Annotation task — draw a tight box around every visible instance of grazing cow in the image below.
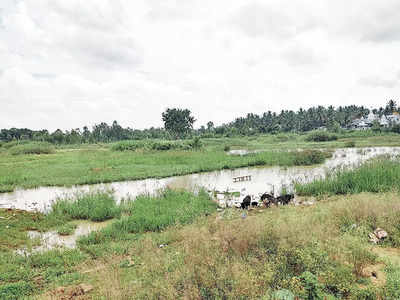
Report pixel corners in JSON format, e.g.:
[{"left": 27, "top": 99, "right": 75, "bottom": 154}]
[
  {"left": 276, "top": 194, "right": 294, "bottom": 205},
  {"left": 260, "top": 193, "right": 276, "bottom": 207},
  {"left": 251, "top": 201, "right": 259, "bottom": 207},
  {"left": 241, "top": 195, "right": 251, "bottom": 209}
]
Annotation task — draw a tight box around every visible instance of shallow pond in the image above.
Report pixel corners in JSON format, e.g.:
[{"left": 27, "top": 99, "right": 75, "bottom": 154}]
[
  {"left": 16, "top": 220, "right": 111, "bottom": 254},
  {"left": 1, "top": 147, "right": 399, "bottom": 213}
]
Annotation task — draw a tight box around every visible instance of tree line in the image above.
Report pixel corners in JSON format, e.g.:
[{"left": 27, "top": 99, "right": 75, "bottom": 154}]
[{"left": 1, "top": 101, "right": 399, "bottom": 144}]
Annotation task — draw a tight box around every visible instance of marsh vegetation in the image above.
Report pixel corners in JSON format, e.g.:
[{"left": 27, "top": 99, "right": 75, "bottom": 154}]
[{"left": 1, "top": 132, "right": 400, "bottom": 299}]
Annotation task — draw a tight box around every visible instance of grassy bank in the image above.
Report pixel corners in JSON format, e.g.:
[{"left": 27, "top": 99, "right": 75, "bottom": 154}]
[
  {"left": 296, "top": 157, "right": 400, "bottom": 196},
  {"left": 3, "top": 192, "right": 400, "bottom": 299},
  {"left": 0, "top": 143, "right": 328, "bottom": 193},
  {"left": 1, "top": 133, "right": 400, "bottom": 193}
]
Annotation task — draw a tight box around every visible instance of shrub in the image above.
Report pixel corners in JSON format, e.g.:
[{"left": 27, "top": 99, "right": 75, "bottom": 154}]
[
  {"left": 111, "top": 139, "right": 200, "bottom": 152},
  {"left": 2, "top": 140, "right": 31, "bottom": 149},
  {"left": 305, "top": 131, "right": 338, "bottom": 142},
  {"left": 344, "top": 141, "right": 356, "bottom": 148},
  {"left": 293, "top": 150, "right": 326, "bottom": 166},
  {"left": 50, "top": 191, "right": 121, "bottom": 222},
  {"left": 0, "top": 281, "right": 33, "bottom": 299},
  {"left": 8, "top": 142, "right": 55, "bottom": 155}
]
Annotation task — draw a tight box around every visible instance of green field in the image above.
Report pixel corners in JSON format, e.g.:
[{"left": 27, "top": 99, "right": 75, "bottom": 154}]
[
  {"left": 1, "top": 132, "right": 400, "bottom": 193},
  {"left": 1, "top": 132, "right": 400, "bottom": 299}
]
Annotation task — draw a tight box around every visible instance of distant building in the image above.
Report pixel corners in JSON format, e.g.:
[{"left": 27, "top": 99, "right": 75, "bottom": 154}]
[
  {"left": 387, "top": 114, "right": 400, "bottom": 126},
  {"left": 349, "top": 112, "right": 397, "bottom": 130}
]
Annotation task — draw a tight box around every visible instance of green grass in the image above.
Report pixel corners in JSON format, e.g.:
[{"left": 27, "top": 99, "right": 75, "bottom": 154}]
[
  {"left": 296, "top": 157, "right": 400, "bottom": 196},
  {"left": 78, "top": 189, "right": 216, "bottom": 245},
  {"left": 57, "top": 223, "right": 78, "bottom": 235},
  {"left": 0, "top": 142, "right": 335, "bottom": 193},
  {"left": 50, "top": 191, "right": 122, "bottom": 222},
  {"left": 1, "top": 192, "right": 400, "bottom": 299},
  {"left": 1, "top": 133, "right": 399, "bottom": 193}
]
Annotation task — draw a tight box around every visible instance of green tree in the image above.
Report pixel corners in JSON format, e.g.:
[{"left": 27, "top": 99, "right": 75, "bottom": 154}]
[{"left": 162, "top": 108, "right": 195, "bottom": 139}]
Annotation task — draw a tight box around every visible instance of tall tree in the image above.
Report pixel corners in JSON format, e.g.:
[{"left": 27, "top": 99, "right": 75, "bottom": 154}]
[{"left": 162, "top": 108, "right": 196, "bottom": 139}]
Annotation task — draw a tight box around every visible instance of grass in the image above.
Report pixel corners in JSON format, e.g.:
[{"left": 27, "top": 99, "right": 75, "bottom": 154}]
[
  {"left": 50, "top": 190, "right": 122, "bottom": 222},
  {"left": 81, "top": 193, "right": 400, "bottom": 299},
  {"left": 0, "top": 143, "right": 333, "bottom": 193},
  {"left": 78, "top": 189, "right": 216, "bottom": 245},
  {"left": 296, "top": 157, "right": 400, "bottom": 196},
  {"left": 1, "top": 133, "right": 399, "bottom": 193},
  {"left": 1, "top": 191, "right": 400, "bottom": 298},
  {"left": 57, "top": 223, "right": 78, "bottom": 235}
]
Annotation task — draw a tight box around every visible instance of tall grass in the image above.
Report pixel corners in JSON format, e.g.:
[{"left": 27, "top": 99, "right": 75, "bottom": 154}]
[
  {"left": 50, "top": 191, "right": 121, "bottom": 222},
  {"left": 79, "top": 189, "right": 216, "bottom": 245},
  {"left": 8, "top": 142, "right": 55, "bottom": 155},
  {"left": 296, "top": 157, "right": 400, "bottom": 196}
]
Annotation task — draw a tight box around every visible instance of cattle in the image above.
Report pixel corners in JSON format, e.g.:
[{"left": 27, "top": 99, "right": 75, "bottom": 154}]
[
  {"left": 260, "top": 193, "right": 276, "bottom": 207},
  {"left": 276, "top": 194, "right": 294, "bottom": 205},
  {"left": 251, "top": 201, "right": 259, "bottom": 207},
  {"left": 241, "top": 195, "right": 251, "bottom": 209}
]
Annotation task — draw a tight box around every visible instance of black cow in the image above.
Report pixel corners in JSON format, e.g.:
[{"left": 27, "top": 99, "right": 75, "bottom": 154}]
[
  {"left": 260, "top": 193, "right": 276, "bottom": 207},
  {"left": 276, "top": 194, "right": 294, "bottom": 205},
  {"left": 241, "top": 195, "right": 251, "bottom": 209},
  {"left": 251, "top": 201, "right": 259, "bottom": 207}
]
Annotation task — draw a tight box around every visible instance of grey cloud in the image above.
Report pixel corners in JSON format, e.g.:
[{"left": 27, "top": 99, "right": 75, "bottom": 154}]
[
  {"left": 232, "top": 2, "right": 317, "bottom": 40},
  {"left": 282, "top": 45, "right": 320, "bottom": 67},
  {"left": 359, "top": 76, "right": 398, "bottom": 88},
  {"left": 32, "top": 73, "right": 57, "bottom": 79},
  {"left": 338, "top": 2, "right": 400, "bottom": 43}
]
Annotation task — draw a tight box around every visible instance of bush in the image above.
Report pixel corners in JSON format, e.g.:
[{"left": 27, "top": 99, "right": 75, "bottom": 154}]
[
  {"left": 0, "top": 281, "right": 33, "bottom": 299},
  {"left": 50, "top": 191, "right": 121, "bottom": 222},
  {"left": 344, "top": 141, "right": 356, "bottom": 148},
  {"left": 111, "top": 139, "right": 200, "bottom": 152},
  {"left": 8, "top": 142, "right": 55, "bottom": 155},
  {"left": 2, "top": 140, "right": 31, "bottom": 149},
  {"left": 293, "top": 150, "right": 326, "bottom": 166},
  {"left": 305, "top": 131, "right": 338, "bottom": 142}
]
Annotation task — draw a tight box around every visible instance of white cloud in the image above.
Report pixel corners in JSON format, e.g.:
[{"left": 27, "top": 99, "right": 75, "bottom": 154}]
[{"left": 0, "top": 0, "right": 399, "bottom": 131}]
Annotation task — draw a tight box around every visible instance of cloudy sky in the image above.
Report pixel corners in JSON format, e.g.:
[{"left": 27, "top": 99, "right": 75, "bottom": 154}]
[{"left": 0, "top": 0, "right": 399, "bottom": 131}]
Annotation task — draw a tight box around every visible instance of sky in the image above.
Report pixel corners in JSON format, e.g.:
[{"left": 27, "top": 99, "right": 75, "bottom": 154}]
[{"left": 0, "top": 0, "right": 399, "bottom": 131}]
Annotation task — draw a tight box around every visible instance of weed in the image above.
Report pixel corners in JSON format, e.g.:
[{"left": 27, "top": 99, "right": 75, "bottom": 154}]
[{"left": 50, "top": 191, "right": 121, "bottom": 222}]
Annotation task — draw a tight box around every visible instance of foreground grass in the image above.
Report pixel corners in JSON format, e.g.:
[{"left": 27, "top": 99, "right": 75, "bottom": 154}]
[
  {"left": 296, "top": 157, "right": 400, "bottom": 196},
  {"left": 1, "top": 191, "right": 400, "bottom": 299}
]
